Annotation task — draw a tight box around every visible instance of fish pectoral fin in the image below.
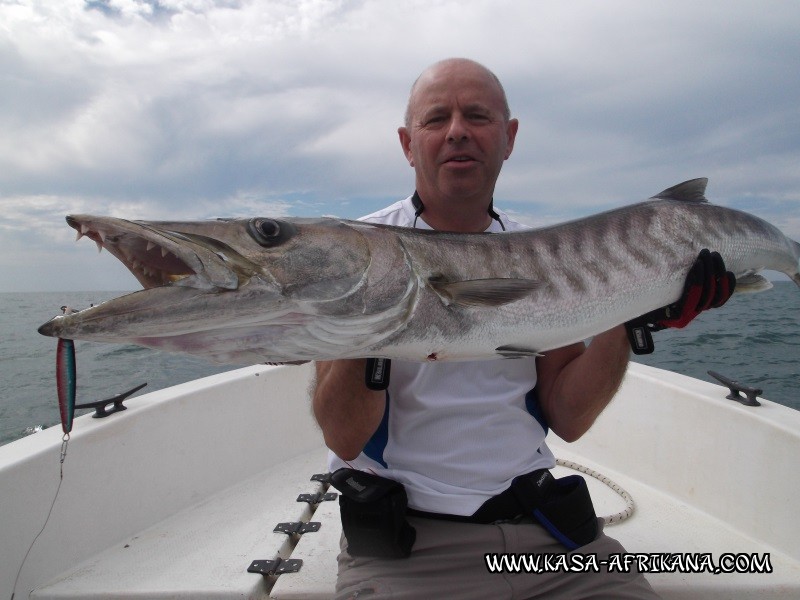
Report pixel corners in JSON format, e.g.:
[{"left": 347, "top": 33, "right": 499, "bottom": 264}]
[
  {"left": 264, "top": 360, "right": 310, "bottom": 366},
  {"left": 428, "top": 277, "right": 542, "bottom": 307},
  {"left": 496, "top": 345, "right": 544, "bottom": 358},
  {"left": 734, "top": 273, "right": 773, "bottom": 293}
]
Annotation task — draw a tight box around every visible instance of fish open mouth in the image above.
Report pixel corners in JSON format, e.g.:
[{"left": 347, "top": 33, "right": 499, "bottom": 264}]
[
  {"left": 65, "top": 215, "right": 239, "bottom": 291},
  {"left": 38, "top": 215, "right": 248, "bottom": 339},
  {"left": 68, "top": 215, "right": 196, "bottom": 289}
]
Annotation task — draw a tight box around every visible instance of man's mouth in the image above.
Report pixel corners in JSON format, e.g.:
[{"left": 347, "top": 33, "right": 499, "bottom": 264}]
[{"left": 445, "top": 155, "right": 478, "bottom": 164}]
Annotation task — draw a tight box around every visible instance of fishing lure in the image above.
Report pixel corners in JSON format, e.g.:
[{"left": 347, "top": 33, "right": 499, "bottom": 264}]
[{"left": 56, "top": 338, "right": 76, "bottom": 436}]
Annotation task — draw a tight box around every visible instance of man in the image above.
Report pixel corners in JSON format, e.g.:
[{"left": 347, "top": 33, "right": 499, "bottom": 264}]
[{"left": 313, "top": 58, "right": 728, "bottom": 599}]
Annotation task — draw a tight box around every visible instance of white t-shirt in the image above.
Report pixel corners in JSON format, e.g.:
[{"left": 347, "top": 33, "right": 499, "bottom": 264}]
[{"left": 327, "top": 196, "right": 556, "bottom": 516}]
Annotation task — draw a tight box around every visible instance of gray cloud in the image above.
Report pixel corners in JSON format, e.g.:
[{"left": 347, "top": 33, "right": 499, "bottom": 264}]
[{"left": 1, "top": 0, "right": 799, "bottom": 290}]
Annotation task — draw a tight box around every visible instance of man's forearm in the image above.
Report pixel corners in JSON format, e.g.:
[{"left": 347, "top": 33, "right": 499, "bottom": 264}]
[
  {"left": 312, "top": 359, "right": 386, "bottom": 460},
  {"left": 539, "top": 326, "right": 630, "bottom": 442}
]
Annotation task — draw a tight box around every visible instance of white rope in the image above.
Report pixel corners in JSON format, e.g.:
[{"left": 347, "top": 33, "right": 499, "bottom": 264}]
[{"left": 555, "top": 458, "right": 635, "bottom": 525}]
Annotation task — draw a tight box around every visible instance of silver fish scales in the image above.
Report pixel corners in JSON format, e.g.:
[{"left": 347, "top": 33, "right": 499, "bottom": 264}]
[{"left": 38, "top": 179, "right": 800, "bottom": 365}]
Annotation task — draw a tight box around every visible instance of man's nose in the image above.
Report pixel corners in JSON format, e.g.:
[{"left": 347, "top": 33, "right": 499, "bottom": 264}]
[{"left": 446, "top": 114, "right": 469, "bottom": 142}]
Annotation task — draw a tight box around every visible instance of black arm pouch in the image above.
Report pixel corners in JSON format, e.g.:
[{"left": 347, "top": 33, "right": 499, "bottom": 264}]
[{"left": 329, "top": 468, "right": 417, "bottom": 558}]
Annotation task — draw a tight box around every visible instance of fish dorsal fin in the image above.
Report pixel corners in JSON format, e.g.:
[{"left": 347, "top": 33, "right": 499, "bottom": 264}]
[
  {"left": 428, "top": 277, "right": 541, "bottom": 308},
  {"left": 651, "top": 178, "right": 709, "bottom": 202}
]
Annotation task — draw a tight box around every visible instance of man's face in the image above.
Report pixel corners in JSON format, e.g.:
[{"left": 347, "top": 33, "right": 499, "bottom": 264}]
[{"left": 399, "top": 62, "right": 518, "bottom": 207}]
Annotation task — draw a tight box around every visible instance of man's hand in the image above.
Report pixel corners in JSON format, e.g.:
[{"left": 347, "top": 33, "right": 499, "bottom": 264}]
[{"left": 626, "top": 249, "right": 736, "bottom": 354}]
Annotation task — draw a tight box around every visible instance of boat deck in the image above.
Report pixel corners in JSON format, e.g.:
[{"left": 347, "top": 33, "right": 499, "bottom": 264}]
[
  {"left": 4, "top": 363, "right": 798, "bottom": 599},
  {"left": 550, "top": 444, "right": 800, "bottom": 599},
  {"left": 32, "top": 447, "right": 335, "bottom": 599},
  {"left": 32, "top": 444, "right": 799, "bottom": 599}
]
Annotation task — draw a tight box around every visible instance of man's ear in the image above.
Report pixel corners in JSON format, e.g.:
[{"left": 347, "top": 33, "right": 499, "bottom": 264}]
[
  {"left": 398, "top": 127, "right": 414, "bottom": 167},
  {"left": 504, "top": 118, "right": 519, "bottom": 160}
]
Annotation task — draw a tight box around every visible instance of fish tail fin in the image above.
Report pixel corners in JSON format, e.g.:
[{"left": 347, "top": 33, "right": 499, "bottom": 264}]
[{"left": 793, "top": 239, "right": 800, "bottom": 288}]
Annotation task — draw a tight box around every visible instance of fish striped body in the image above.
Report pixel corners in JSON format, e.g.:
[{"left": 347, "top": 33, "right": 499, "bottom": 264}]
[{"left": 38, "top": 179, "right": 800, "bottom": 365}]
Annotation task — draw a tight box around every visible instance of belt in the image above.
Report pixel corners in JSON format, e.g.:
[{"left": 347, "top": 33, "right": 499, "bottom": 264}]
[
  {"left": 407, "top": 468, "right": 549, "bottom": 524},
  {"left": 407, "top": 468, "right": 599, "bottom": 550}
]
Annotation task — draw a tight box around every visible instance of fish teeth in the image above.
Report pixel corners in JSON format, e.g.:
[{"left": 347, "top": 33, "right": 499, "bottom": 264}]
[
  {"left": 97, "top": 230, "right": 107, "bottom": 243},
  {"left": 161, "top": 247, "right": 169, "bottom": 258},
  {"left": 80, "top": 224, "right": 90, "bottom": 235},
  {"left": 146, "top": 241, "right": 155, "bottom": 252},
  {"left": 95, "top": 240, "right": 103, "bottom": 253}
]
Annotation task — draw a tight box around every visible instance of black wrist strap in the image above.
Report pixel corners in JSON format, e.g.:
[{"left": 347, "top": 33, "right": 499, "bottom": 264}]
[
  {"left": 625, "top": 301, "right": 678, "bottom": 355},
  {"left": 365, "top": 358, "right": 391, "bottom": 390},
  {"left": 625, "top": 321, "right": 656, "bottom": 355}
]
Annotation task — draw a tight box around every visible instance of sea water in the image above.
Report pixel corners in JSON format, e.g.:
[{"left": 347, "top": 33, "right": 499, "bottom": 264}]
[{"left": 1, "top": 284, "right": 798, "bottom": 447}]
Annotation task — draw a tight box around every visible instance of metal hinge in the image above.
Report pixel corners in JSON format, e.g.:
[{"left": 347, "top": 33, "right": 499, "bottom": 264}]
[
  {"left": 247, "top": 557, "right": 303, "bottom": 576},
  {"left": 297, "top": 492, "right": 338, "bottom": 503},
  {"left": 310, "top": 472, "right": 331, "bottom": 483},
  {"left": 273, "top": 521, "right": 321, "bottom": 535}
]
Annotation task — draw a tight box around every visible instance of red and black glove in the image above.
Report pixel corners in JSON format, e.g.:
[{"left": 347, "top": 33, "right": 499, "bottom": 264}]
[{"left": 626, "top": 249, "right": 736, "bottom": 354}]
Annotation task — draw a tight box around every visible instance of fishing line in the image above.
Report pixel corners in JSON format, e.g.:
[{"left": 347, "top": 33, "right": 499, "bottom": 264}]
[
  {"left": 10, "top": 434, "right": 70, "bottom": 600},
  {"left": 11, "top": 334, "right": 77, "bottom": 600}
]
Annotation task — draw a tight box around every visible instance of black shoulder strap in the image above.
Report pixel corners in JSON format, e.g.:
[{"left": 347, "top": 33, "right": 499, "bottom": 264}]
[{"left": 411, "top": 191, "right": 505, "bottom": 230}]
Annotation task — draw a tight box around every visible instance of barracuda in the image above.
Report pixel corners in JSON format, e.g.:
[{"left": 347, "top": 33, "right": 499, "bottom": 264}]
[{"left": 38, "top": 179, "right": 800, "bottom": 364}]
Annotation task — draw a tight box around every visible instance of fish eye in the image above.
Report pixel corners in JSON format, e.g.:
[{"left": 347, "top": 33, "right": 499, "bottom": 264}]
[
  {"left": 247, "top": 218, "right": 294, "bottom": 246},
  {"left": 259, "top": 219, "right": 280, "bottom": 238}
]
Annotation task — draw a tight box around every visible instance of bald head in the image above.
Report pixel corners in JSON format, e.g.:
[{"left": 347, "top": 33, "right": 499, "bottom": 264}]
[{"left": 404, "top": 58, "right": 511, "bottom": 128}]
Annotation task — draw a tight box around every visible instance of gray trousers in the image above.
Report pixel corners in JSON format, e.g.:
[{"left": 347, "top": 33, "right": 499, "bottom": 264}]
[{"left": 335, "top": 516, "right": 660, "bottom": 600}]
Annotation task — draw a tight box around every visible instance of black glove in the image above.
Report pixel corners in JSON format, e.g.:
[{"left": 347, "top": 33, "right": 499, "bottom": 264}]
[{"left": 625, "top": 249, "right": 736, "bottom": 354}]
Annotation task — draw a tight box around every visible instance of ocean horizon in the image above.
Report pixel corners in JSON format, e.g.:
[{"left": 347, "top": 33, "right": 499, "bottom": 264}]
[{"left": 1, "top": 284, "right": 798, "bottom": 447}]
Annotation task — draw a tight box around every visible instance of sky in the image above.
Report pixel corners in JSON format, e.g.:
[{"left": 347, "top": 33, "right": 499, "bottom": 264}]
[{"left": 1, "top": 0, "right": 799, "bottom": 292}]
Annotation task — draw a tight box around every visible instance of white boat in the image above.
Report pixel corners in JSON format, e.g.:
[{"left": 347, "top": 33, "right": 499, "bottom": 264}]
[{"left": 1, "top": 362, "right": 798, "bottom": 598}]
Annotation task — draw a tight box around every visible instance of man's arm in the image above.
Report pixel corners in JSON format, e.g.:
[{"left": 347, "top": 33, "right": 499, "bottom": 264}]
[
  {"left": 312, "top": 359, "right": 386, "bottom": 460},
  {"left": 535, "top": 325, "right": 630, "bottom": 443},
  {"left": 538, "top": 250, "right": 737, "bottom": 442}
]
